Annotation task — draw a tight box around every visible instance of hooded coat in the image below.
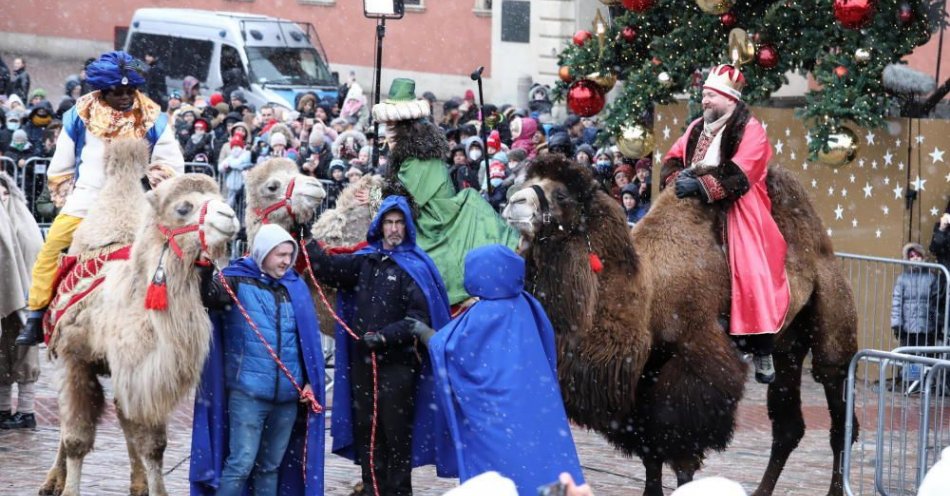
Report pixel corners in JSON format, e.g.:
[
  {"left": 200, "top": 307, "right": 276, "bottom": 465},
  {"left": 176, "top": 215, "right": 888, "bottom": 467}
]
[
  {"left": 190, "top": 226, "right": 326, "bottom": 495},
  {"left": 509, "top": 117, "right": 538, "bottom": 160},
  {"left": 428, "top": 245, "right": 584, "bottom": 494},
  {"left": 891, "top": 242, "right": 940, "bottom": 335}
]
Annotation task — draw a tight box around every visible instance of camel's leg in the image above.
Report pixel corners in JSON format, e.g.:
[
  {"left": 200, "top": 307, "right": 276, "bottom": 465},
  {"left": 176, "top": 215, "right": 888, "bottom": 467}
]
[
  {"left": 58, "top": 362, "right": 105, "bottom": 496},
  {"left": 123, "top": 414, "right": 169, "bottom": 496},
  {"left": 671, "top": 456, "right": 702, "bottom": 488},
  {"left": 38, "top": 438, "right": 66, "bottom": 496},
  {"left": 642, "top": 456, "right": 665, "bottom": 496},
  {"left": 752, "top": 341, "right": 809, "bottom": 496},
  {"left": 808, "top": 270, "right": 860, "bottom": 496},
  {"left": 115, "top": 404, "right": 148, "bottom": 496}
]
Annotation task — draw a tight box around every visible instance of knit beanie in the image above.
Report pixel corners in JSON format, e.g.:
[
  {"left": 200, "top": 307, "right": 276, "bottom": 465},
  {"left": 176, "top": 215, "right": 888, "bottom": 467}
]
[{"left": 270, "top": 132, "right": 287, "bottom": 147}]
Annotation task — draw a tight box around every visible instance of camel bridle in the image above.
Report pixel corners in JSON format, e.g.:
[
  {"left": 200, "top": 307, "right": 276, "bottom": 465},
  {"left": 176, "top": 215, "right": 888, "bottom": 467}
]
[
  {"left": 254, "top": 177, "right": 297, "bottom": 226},
  {"left": 531, "top": 184, "right": 554, "bottom": 226},
  {"left": 156, "top": 200, "right": 212, "bottom": 267}
]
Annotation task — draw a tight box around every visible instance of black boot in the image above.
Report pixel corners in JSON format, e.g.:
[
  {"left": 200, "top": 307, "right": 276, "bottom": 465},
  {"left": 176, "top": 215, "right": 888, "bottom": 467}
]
[
  {"left": 15, "top": 312, "right": 45, "bottom": 346},
  {"left": 0, "top": 412, "right": 36, "bottom": 429},
  {"left": 0, "top": 410, "right": 12, "bottom": 423}
]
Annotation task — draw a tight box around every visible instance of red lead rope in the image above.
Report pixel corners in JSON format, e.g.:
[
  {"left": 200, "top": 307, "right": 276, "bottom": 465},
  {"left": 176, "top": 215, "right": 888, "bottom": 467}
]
[
  {"left": 299, "top": 237, "right": 382, "bottom": 496},
  {"left": 213, "top": 269, "right": 324, "bottom": 483}
]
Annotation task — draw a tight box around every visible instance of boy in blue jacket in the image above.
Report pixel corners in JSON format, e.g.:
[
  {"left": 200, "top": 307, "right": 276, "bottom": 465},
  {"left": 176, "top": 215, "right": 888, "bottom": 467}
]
[{"left": 190, "top": 224, "right": 325, "bottom": 496}]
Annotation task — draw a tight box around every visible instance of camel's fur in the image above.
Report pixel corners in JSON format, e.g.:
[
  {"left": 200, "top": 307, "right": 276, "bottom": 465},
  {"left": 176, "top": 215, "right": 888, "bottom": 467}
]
[
  {"left": 40, "top": 140, "right": 239, "bottom": 496},
  {"left": 241, "top": 157, "right": 327, "bottom": 243},
  {"left": 503, "top": 155, "right": 857, "bottom": 496}
]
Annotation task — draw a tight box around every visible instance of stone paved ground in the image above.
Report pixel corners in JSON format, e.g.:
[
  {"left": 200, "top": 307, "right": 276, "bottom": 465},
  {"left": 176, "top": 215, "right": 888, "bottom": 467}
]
[{"left": 3, "top": 350, "right": 922, "bottom": 496}]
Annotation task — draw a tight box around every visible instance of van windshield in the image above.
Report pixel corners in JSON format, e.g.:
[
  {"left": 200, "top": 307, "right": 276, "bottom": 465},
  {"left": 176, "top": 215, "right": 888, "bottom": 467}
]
[{"left": 246, "top": 47, "right": 333, "bottom": 87}]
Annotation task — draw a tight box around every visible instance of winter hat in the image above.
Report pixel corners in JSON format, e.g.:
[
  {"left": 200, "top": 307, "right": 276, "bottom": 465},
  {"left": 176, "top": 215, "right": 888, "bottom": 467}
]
[
  {"left": 12, "top": 129, "right": 28, "bottom": 143},
  {"left": 564, "top": 114, "right": 581, "bottom": 128},
  {"left": 225, "top": 111, "right": 242, "bottom": 124},
  {"left": 214, "top": 102, "right": 230, "bottom": 115},
  {"left": 29, "top": 88, "right": 47, "bottom": 101},
  {"left": 230, "top": 90, "right": 246, "bottom": 103},
  {"left": 903, "top": 243, "right": 925, "bottom": 260},
  {"left": 620, "top": 183, "right": 639, "bottom": 198},
  {"left": 486, "top": 130, "right": 501, "bottom": 151},
  {"left": 635, "top": 158, "right": 652, "bottom": 172},
  {"left": 193, "top": 118, "right": 209, "bottom": 131},
  {"left": 329, "top": 159, "right": 346, "bottom": 174},
  {"left": 614, "top": 164, "right": 634, "bottom": 181},
  {"left": 489, "top": 161, "right": 507, "bottom": 179},
  {"left": 229, "top": 135, "right": 245, "bottom": 148},
  {"left": 309, "top": 128, "right": 326, "bottom": 146},
  {"left": 492, "top": 151, "right": 509, "bottom": 165},
  {"left": 464, "top": 89, "right": 475, "bottom": 102},
  {"left": 269, "top": 132, "right": 287, "bottom": 147},
  {"left": 507, "top": 148, "right": 527, "bottom": 163},
  {"left": 346, "top": 166, "right": 363, "bottom": 179},
  {"left": 372, "top": 78, "right": 430, "bottom": 122},
  {"left": 209, "top": 92, "right": 225, "bottom": 107},
  {"left": 576, "top": 144, "right": 596, "bottom": 159},
  {"left": 443, "top": 100, "right": 460, "bottom": 113}
]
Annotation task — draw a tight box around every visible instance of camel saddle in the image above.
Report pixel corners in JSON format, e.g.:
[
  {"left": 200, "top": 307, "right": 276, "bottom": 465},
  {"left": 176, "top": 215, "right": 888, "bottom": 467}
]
[{"left": 43, "top": 245, "right": 132, "bottom": 344}]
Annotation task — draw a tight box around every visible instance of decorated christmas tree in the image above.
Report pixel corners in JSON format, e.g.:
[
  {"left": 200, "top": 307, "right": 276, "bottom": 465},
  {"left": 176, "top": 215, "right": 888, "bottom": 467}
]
[{"left": 555, "top": 0, "right": 944, "bottom": 160}]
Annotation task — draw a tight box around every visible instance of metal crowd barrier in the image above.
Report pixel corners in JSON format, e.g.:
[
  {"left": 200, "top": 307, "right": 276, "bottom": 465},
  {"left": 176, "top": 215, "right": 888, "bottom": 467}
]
[
  {"left": 843, "top": 348, "right": 950, "bottom": 496},
  {"left": 0, "top": 156, "right": 16, "bottom": 183}
]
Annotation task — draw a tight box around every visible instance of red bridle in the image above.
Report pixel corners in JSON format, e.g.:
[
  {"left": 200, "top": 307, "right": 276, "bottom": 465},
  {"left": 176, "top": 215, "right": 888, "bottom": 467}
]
[
  {"left": 156, "top": 200, "right": 212, "bottom": 267},
  {"left": 254, "top": 177, "right": 297, "bottom": 225}
]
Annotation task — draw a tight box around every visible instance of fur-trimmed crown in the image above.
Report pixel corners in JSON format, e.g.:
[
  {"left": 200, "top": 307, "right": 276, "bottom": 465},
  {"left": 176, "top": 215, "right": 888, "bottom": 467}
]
[{"left": 704, "top": 64, "right": 745, "bottom": 101}]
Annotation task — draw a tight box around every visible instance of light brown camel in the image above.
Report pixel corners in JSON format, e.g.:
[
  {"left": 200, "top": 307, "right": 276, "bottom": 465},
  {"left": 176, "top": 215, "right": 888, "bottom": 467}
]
[
  {"left": 502, "top": 155, "right": 857, "bottom": 496},
  {"left": 39, "top": 140, "right": 239, "bottom": 496},
  {"left": 241, "top": 157, "right": 327, "bottom": 244}
]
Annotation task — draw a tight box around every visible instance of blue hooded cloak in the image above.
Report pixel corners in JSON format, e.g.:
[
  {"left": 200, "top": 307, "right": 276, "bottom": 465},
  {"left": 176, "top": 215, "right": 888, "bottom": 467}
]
[
  {"left": 428, "top": 244, "right": 584, "bottom": 494},
  {"left": 331, "top": 195, "right": 457, "bottom": 476},
  {"left": 190, "top": 253, "right": 326, "bottom": 495}
]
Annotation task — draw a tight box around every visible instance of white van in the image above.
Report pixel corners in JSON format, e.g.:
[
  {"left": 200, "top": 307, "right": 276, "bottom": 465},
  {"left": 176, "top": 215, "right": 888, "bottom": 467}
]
[{"left": 124, "top": 8, "right": 339, "bottom": 111}]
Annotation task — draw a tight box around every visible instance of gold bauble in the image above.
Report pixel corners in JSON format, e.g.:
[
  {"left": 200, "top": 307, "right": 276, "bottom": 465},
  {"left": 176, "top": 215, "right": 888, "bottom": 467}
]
[
  {"left": 854, "top": 48, "right": 871, "bottom": 64},
  {"left": 695, "top": 0, "right": 736, "bottom": 15},
  {"left": 617, "top": 124, "right": 656, "bottom": 159},
  {"left": 727, "top": 28, "right": 756, "bottom": 66},
  {"left": 817, "top": 127, "right": 859, "bottom": 167},
  {"left": 587, "top": 71, "right": 618, "bottom": 90}
]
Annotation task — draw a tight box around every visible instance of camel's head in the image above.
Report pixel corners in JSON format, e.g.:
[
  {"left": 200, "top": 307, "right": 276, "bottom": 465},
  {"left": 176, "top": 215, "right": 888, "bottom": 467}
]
[
  {"left": 245, "top": 158, "right": 327, "bottom": 230},
  {"left": 503, "top": 154, "right": 596, "bottom": 252},
  {"left": 147, "top": 174, "right": 239, "bottom": 261}
]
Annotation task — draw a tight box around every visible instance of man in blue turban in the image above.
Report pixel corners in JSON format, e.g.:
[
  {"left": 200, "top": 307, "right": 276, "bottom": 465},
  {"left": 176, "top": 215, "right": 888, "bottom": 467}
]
[
  {"left": 426, "top": 244, "right": 585, "bottom": 494},
  {"left": 16, "top": 50, "right": 183, "bottom": 346}
]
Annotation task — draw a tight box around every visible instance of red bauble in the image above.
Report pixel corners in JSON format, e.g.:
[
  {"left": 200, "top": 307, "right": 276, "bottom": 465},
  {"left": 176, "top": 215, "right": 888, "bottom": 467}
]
[
  {"left": 834, "top": 65, "right": 849, "bottom": 78},
  {"left": 622, "top": 0, "right": 655, "bottom": 13},
  {"left": 573, "top": 30, "right": 592, "bottom": 46},
  {"left": 622, "top": 26, "right": 637, "bottom": 43},
  {"left": 720, "top": 12, "right": 737, "bottom": 28},
  {"left": 756, "top": 44, "right": 779, "bottom": 69},
  {"left": 567, "top": 80, "right": 606, "bottom": 117},
  {"left": 898, "top": 3, "right": 914, "bottom": 25},
  {"left": 833, "top": 0, "right": 876, "bottom": 30}
]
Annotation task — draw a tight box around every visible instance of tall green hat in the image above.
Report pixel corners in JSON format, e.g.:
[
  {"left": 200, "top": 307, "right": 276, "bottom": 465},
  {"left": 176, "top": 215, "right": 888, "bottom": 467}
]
[{"left": 372, "top": 78, "right": 430, "bottom": 122}]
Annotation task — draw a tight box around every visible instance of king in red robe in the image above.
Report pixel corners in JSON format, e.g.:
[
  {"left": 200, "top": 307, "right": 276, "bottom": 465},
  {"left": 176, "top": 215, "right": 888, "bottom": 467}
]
[{"left": 660, "top": 64, "right": 789, "bottom": 383}]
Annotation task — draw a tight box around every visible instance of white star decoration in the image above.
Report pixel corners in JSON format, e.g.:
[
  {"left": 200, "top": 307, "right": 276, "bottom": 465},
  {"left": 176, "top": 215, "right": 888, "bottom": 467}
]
[
  {"left": 802, "top": 162, "right": 809, "bottom": 171},
  {"left": 884, "top": 177, "right": 891, "bottom": 185},
  {"left": 849, "top": 174, "right": 856, "bottom": 183},
  {"left": 883, "top": 205, "right": 890, "bottom": 215},
  {"left": 945, "top": 172, "right": 950, "bottom": 182},
  {"left": 790, "top": 151, "right": 796, "bottom": 160},
  {"left": 871, "top": 160, "right": 878, "bottom": 169},
  {"left": 893, "top": 183, "right": 904, "bottom": 199},
  {"left": 912, "top": 175, "right": 927, "bottom": 191},
  {"left": 916, "top": 135, "right": 925, "bottom": 144},
  {"left": 865, "top": 131, "right": 876, "bottom": 145},
  {"left": 657, "top": 114, "right": 663, "bottom": 122},
  {"left": 827, "top": 187, "right": 835, "bottom": 196},
  {"left": 930, "top": 147, "right": 945, "bottom": 164},
  {"left": 834, "top": 204, "right": 844, "bottom": 220},
  {"left": 841, "top": 188, "right": 848, "bottom": 197},
  {"left": 811, "top": 179, "right": 818, "bottom": 188},
  {"left": 896, "top": 138, "right": 902, "bottom": 148},
  {"left": 827, "top": 228, "right": 833, "bottom": 236},
  {"left": 876, "top": 229, "right": 882, "bottom": 238},
  {"left": 805, "top": 132, "right": 813, "bottom": 145},
  {"left": 663, "top": 126, "right": 671, "bottom": 140},
  {"left": 673, "top": 117, "right": 679, "bottom": 125},
  {"left": 858, "top": 159, "right": 866, "bottom": 168},
  {"left": 932, "top": 207, "right": 941, "bottom": 217},
  {"left": 785, "top": 128, "right": 791, "bottom": 137},
  {"left": 775, "top": 140, "right": 784, "bottom": 154},
  {"left": 762, "top": 122, "right": 768, "bottom": 130},
  {"left": 883, "top": 150, "right": 893, "bottom": 166},
  {"left": 852, "top": 218, "right": 858, "bottom": 227},
  {"left": 863, "top": 183, "right": 873, "bottom": 198},
  {"left": 898, "top": 161, "right": 906, "bottom": 171}
]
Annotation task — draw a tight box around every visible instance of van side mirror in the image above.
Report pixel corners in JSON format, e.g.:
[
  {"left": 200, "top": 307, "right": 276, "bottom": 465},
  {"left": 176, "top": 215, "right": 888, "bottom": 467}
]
[{"left": 332, "top": 71, "right": 340, "bottom": 85}]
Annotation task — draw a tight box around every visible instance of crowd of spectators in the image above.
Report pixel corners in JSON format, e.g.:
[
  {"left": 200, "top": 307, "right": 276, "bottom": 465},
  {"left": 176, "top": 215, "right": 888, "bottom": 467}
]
[{"left": 0, "top": 55, "right": 653, "bottom": 226}]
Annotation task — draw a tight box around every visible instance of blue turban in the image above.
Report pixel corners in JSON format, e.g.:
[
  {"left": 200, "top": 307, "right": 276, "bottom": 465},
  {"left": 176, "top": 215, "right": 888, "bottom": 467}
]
[{"left": 85, "top": 51, "right": 147, "bottom": 91}]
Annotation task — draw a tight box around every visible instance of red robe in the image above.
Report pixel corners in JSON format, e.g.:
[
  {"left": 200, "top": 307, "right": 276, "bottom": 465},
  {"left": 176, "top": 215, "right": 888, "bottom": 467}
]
[{"left": 664, "top": 116, "right": 789, "bottom": 335}]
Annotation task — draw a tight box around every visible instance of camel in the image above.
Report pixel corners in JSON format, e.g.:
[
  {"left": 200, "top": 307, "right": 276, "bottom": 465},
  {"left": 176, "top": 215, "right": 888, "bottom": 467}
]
[
  {"left": 502, "top": 155, "right": 858, "bottom": 496},
  {"left": 241, "top": 157, "right": 327, "bottom": 244},
  {"left": 39, "top": 140, "right": 240, "bottom": 496}
]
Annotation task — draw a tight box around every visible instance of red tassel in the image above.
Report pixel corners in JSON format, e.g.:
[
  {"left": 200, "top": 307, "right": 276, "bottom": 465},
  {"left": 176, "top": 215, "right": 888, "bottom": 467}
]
[
  {"left": 144, "top": 267, "right": 168, "bottom": 310},
  {"left": 588, "top": 252, "right": 603, "bottom": 273}
]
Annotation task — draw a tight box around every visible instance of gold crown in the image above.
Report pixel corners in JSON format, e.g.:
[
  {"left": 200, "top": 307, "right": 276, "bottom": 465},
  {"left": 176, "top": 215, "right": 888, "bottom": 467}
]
[{"left": 703, "top": 64, "right": 745, "bottom": 101}]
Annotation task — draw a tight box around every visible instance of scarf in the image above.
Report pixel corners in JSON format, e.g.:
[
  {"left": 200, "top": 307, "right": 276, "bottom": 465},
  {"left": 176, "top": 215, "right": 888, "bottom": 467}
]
[{"left": 75, "top": 90, "right": 161, "bottom": 140}]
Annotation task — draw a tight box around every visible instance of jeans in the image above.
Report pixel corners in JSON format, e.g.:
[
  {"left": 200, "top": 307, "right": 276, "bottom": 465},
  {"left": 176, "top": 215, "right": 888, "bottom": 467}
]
[{"left": 216, "top": 389, "right": 298, "bottom": 496}]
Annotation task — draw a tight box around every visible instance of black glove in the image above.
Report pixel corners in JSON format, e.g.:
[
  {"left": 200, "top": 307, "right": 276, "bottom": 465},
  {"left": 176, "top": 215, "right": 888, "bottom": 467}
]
[
  {"left": 677, "top": 168, "right": 696, "bottom": 180},
  {"left": 407, "top": 318, "right": 436, "bottom": 346},
  {"left": 362, "top": 332, "right": 387, "bottom": 351},
  {"left": 675, "top": 175, "right": 702, "bottom": 199}
]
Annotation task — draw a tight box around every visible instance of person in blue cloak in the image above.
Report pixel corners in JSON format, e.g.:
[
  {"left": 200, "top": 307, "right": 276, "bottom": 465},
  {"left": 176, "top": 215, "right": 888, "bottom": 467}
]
[
  {"left": 424, "top": 244, "right": 585, "bottom": 495},
  {"left": 190, "top": 224, "right": 326, "bottom": 496},
  {"left": 303, "top": 195, "right": 455, "bottom": 496}
]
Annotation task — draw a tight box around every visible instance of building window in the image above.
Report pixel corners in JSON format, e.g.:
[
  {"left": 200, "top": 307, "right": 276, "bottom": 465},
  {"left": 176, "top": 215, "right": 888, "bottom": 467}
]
[
  {"left": 299, "top": 0, "right": 335, "bottom": 5},
  {"left": 405, "top": 0, "right": 425, "bottom": 12},
  {"left": 474, "top": 0, "right": 492, "bottom": 16},
  {"left": 501, "top": 1, "right": 529, "bottom": 43}
]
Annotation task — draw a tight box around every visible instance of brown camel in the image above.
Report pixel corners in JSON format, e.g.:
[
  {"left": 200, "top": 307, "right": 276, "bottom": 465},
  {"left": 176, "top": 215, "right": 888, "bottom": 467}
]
[
  {"left": 502, "top": 155, "right": 858, "bottom": 496},
  {"left": 39, "top": 140, "right": 239, "bottom": 496},
  {"left": 241, "top": 157, "right": 327, "bottom": 244}
]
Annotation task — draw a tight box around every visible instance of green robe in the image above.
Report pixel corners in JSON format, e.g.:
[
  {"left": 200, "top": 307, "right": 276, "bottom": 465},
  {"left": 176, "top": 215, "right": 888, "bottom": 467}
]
[{"left": 398, "top": 158, "right": 520, "bottom": 304}]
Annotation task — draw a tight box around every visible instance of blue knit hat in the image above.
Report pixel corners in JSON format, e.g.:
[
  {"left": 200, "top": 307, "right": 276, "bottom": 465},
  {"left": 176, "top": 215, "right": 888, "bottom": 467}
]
[{"left": 86, "top": 51, "right": 147, "bottom": 91}]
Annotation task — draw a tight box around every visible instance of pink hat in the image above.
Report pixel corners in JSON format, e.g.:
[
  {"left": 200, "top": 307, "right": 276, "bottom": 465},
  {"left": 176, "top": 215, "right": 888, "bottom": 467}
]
[{"left": 209, "top": 92, "right": 225, "bottom": 107}]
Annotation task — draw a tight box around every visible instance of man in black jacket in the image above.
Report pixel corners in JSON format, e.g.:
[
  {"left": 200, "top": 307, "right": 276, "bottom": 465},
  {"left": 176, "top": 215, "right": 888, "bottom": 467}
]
[
  {"left": 143, "top": 50, "right": 168, "bottom": 109},
  {"left": 305, "top": 195, "right": 451, "bottom": 496}
]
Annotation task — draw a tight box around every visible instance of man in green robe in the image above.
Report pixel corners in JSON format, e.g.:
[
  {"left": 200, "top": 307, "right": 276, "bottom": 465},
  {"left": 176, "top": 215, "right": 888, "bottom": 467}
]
[{"left": 373, "top": 79, "right": 520, "bottom": 304}]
